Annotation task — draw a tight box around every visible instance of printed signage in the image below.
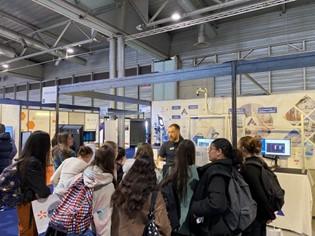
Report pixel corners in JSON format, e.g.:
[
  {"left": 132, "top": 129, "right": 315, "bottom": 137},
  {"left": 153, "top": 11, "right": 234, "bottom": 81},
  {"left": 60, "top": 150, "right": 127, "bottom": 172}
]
[
  {"left": 172, "top": 105, "right": 181, "bottom": 110},
  {"left": 258, "top": 107, "right": 277, "bottom": 113},
  {"left": 228, "top": 108, "right": 246, "bottom": 114},
  {"left": 42, "top": 86, "right": 57, "bottom": 104},
  {"left": 172, "top": 115, "right": 181, "bottom": 119}
]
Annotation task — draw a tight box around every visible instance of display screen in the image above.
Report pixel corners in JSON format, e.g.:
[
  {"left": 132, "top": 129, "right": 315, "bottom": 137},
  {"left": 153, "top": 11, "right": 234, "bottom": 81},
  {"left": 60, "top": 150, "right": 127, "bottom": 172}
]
[
  {"left": 261, "top": 139, "right": 291, "bottom": 156},
  {"left": 197, "top": 138, "right": 214, "bottom": 147},
  {"left": 5, "top": 126, "right": 14, "bottom": 138},
  {"left": 83, "top": 131, "right": 96, "bottom": 142}
]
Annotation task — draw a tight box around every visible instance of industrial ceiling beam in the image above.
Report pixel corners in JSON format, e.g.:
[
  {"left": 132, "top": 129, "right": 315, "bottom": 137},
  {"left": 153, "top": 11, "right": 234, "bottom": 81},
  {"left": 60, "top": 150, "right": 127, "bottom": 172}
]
[
  {"left": 0, "top": 25, "right": 86, "bottom": 65},
  {"left": 0, "top": 10, "right": 89, "bottom": 53},
  {"left": 243, "top": 73, "right": 270, "bottom": 95},
  {"left": 144, "top": 0, "right": 252, "bottom": 28},
  {"left": 65, "top": 91, "right": 151, "bottom": 106},
  {"left": 0, "top": 38, "right": 93, "bottom": 68},
  {"left": 32, "top": 0, "right": 169, "bottom": 59},
  {"left": 0, "top": 57, "right": 44, "bottom": 81},
  {"left": 126, "top": 0, "right": 296, "bottom": 41},
  {"left": 59, "top": 50, "right": 315, "bottom": 93}
]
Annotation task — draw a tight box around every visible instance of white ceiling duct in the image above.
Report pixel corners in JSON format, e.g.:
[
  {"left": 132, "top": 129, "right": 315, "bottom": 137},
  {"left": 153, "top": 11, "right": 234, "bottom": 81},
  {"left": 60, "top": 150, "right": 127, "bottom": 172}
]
[
  {"left": 194, "top": 24, "right": 210, "bottom": 48},
  {"left": 0, "top": 44, "right": 16, "bottom": 58}
]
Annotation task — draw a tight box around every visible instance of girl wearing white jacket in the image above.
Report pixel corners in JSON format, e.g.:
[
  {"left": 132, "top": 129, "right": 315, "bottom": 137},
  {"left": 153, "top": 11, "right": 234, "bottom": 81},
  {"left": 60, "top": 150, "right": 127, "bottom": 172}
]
[
  {"left": 51, "top": 146, "right": 93, "bottom": 196},
  {"left": 83, "top": 144, "right": 116, "bottom": 236}
]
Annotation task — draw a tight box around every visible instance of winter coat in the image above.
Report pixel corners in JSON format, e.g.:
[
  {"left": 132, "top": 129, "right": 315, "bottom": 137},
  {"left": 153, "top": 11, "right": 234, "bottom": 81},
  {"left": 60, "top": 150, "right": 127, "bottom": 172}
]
[
  {"left": 83, "top": 165, "right": 115, "bottom": 236},
  {"left": 111, "top": 191, "right": 172, "bottom": 236},
  {"left": 241, "top": 156, "right": 276, "bottom": 222},
  {"left": 190, "top": 159, "right": 234, "bottom": 236},
  {"left": 51, "top": 157, "right": 89, "bottom": 196},
  {"left": 18, "top": 156, "right": 51, "bottom": 203},
  {"left": 0, "top": 132, "right": 16, "bottom": 173}
]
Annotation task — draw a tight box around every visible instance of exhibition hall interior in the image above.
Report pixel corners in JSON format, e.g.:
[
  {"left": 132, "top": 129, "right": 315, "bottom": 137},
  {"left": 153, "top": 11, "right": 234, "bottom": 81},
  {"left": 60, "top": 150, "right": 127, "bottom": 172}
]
[{"left": 0, "top": 0, "right": 315, "bottom": 235}]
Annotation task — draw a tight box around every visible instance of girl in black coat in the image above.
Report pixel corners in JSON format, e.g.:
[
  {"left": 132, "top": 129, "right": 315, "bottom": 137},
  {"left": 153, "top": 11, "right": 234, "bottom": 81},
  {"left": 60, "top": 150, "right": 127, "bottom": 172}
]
[
  {"left": 190, "top": 138, "right": 241, "bottom": 236},
  {"left": 239, "top": 136, "right": 276, "bottom": 236}
]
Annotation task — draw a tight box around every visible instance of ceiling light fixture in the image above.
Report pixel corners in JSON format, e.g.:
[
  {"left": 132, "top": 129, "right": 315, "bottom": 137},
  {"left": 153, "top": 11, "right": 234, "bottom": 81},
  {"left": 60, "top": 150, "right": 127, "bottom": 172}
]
[
  {"left": 2, "top": 64, "right": 9, "bottom": 69},
  {"left": 66, "top": 48, "right": 74, "bottom": 54},
  {"left": 171, "top": 12, "right": 181, "bottom": 21}
]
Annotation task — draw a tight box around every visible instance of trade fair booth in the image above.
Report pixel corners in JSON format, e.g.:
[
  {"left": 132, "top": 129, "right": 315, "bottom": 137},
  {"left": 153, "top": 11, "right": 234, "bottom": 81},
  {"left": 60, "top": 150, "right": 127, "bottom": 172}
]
[{"left": 151, "top": 91, "right": 315, "bottom": 235}]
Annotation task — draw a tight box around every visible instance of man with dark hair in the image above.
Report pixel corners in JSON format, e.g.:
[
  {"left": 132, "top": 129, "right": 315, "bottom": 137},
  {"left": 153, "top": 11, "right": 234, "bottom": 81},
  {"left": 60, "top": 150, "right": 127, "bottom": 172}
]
[
  {"left": 159, "top": 123, "right": 183, "bottom": 177},
  {"left": 0, "top": 123, "right": 17, "bottom": 174}
]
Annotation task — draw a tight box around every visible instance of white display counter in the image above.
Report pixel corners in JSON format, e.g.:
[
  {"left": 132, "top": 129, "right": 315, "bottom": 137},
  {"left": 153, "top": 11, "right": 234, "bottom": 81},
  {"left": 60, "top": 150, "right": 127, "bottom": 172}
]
[{"left": 269, "top": 171, "right": 313, "bottom": 236}]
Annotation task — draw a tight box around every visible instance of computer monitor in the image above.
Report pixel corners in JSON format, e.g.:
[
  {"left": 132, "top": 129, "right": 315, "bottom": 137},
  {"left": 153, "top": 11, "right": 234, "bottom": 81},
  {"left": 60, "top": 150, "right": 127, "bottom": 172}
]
[
  {"left": 261, "top": 139, "right": 291, "bottom": 156},
  {"left": 197, "top": 138, "right": 214, "bottom": 147},
  {"left": 21, "top": 131, "right": 32, "bottom": 150},
  {"left": 83, "top": 131, "right": 96, "bottom": 142},
  {"left": 5, "top": 126, "right": 14, "bottom": 138}
]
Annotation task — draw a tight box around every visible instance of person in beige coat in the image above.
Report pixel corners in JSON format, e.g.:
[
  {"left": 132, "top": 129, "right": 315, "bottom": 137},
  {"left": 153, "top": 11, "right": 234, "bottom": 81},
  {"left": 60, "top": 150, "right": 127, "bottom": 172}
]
[{"left": 111, "top": 147, "right": 171, "bottom": 236}]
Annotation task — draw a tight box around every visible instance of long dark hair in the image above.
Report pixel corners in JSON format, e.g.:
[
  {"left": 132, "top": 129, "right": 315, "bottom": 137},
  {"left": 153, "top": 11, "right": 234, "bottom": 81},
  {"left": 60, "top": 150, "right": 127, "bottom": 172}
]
[
  {"left": 162, "top": 139, "right": 195, "bottom": 201},
  {"left": 211, "top": 138, "right": 242, "bottom": 165},
  {"left": 18, "top": 131, "right": 51, "bottom": 180},
  {"left": 111, "top": 154, "right": 157, "bottom": 219}
]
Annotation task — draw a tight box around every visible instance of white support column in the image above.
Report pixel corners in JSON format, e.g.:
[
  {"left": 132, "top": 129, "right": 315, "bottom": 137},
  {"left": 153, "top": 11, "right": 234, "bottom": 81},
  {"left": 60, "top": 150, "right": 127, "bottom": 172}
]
[
  {"left": 117, "top": 34, "right": 125, "bottom": 147},
  {"left": 117, "top": 34, "right": 125, "bottom": 108},
  {"left": 109, "top": 37, "right": 117, "bottom": 108}
]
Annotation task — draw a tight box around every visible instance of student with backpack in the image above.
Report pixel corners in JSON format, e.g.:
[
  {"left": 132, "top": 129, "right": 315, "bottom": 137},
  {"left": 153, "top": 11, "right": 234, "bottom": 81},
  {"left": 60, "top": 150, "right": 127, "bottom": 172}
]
[
  {"left": 190, "top": 138, "right": 256, "bottom": 236},
  {"left": 16, "top": 131, "right": 51, "bottom": 236},
  {"left": 161, "top": 139, "right": 199, "bottom": 235},
  {"left": 51, "top": 146, "right": 93, "bottom": 196},
  {"left": 239, "top": 136, "right": 285, "bottom": 236},
  {"left": 47, "top": 145, "right": 116, "bottom": 236},
  {"left": 111, "top": 152, "right": 171, "bottom": 236}
]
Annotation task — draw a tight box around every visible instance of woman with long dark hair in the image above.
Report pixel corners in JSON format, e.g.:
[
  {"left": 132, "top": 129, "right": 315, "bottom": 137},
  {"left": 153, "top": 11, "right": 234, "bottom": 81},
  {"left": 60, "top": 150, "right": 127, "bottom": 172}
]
[
  {"left": 17, "top": 131, "right": 51, "bottom": 236},
  {"left": 123, "top": 143, "right": 162, "bottom": 183},
  {"left": 111, "top": 150, "right": 171, "bottom": 236},
  {"left": 239, "top": 136, "right": 276, "bottom": 236},
  {"left": 162, "top": 139, "right": 199, "bottom": 235},
  {"left": 190, "top": 138, "right": 241, "bottom": 236},
  {"left": 52, "top": 132, "right": 75, "bottom": 170}
]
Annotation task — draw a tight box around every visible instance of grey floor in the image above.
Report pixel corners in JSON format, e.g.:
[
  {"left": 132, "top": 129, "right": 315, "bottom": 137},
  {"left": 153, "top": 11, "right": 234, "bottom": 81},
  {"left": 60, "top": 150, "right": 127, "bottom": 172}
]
[{"left": 268, "top": 219, "right": 315, "bottom": 235}]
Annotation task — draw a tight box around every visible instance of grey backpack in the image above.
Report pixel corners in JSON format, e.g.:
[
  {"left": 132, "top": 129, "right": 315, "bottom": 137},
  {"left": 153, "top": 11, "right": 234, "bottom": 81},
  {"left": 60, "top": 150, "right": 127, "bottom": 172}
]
[{"left": 224, "top": 168, "right": 257, "bottom": 233}]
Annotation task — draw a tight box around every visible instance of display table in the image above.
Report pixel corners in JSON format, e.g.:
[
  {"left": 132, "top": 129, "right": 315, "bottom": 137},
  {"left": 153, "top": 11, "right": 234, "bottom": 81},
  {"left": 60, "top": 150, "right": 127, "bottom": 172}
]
[{"left": 269, "top": 172, "right": 313, "bottom": 235}]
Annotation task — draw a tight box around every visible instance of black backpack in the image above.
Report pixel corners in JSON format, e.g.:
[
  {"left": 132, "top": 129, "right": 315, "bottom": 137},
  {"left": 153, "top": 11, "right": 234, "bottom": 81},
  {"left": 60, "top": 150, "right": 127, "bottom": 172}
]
[
  {"left": 143, "top": 191, "right": 160, "bottom": 236},
  {"left": 246, "top": 160, "right": 285, "bottom": 212}
]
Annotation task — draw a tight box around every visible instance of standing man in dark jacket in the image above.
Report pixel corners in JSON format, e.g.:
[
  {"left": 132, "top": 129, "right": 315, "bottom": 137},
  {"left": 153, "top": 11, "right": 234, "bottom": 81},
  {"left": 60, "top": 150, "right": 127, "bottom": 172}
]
[
  {"left": 159, "top": 123, "right": 184, "bottom": 177},
  {"left": 0, "top": 123, "right": 17, "bottom": 173}
]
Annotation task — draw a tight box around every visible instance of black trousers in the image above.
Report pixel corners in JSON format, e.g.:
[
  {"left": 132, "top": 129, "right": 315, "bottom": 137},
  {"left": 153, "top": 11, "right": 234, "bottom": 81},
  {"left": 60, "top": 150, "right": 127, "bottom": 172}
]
[{"left": 242, "top": 219, "right": 266, "bottom": 236}]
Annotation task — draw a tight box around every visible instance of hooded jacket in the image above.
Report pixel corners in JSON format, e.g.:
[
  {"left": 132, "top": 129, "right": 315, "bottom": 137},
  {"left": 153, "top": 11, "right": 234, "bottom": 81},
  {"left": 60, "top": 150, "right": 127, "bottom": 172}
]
[
  {"left": 190, "top": 159, "right": 234, "bottom": 236},
  {"left": 0, "top": 132, "right": 16, "bottom": 172},
  {"left": 83, "top": 165, "right": 115, "bottom": 236},
  {"left": 51, "top": 157, "right": 89, "bottom": 196}
]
